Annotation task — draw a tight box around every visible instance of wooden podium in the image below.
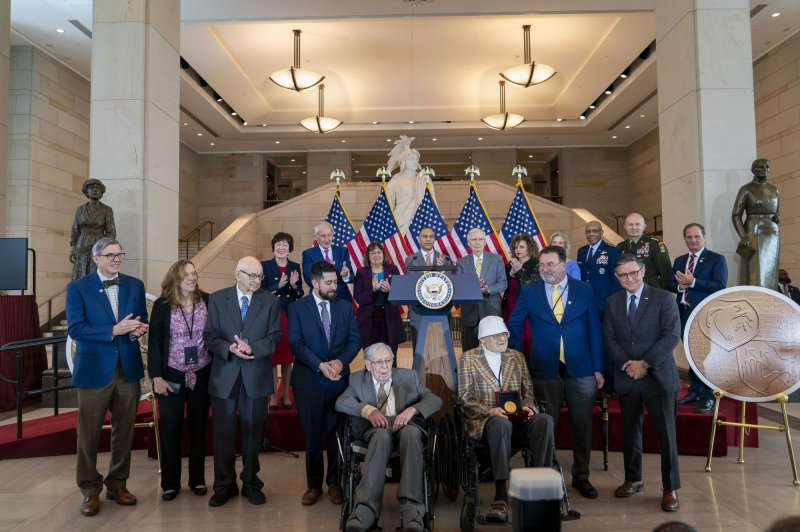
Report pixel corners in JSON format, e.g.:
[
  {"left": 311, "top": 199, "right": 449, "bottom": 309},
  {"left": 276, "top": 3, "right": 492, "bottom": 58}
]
[{"left": 390, "top": 270, "right": 482, "bottom": 414}]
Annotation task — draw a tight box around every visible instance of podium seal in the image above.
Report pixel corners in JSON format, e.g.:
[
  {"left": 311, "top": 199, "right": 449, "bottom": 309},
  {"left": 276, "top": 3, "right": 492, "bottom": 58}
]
[
  {"left": 684, "top": 286, "right": 800, "bottom": 402},
  {"left": 415, "top": 271, "right": 454, "bottom": 310}
]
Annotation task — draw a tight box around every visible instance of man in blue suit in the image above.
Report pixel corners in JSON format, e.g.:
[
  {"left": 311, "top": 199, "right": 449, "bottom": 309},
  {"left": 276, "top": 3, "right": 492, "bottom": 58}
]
[
  {"left": 302, "top": 221, "right": 354, "bottom": 301},
  {"left": 66, "top": 238, "right": 148, "bottom": 517},
  {"left": 666, "top": 223, "right": 728, "bottom": 412},
  {"left": 577, "top": 221, "right": 622, "bottom": 389},
  {"left": 289, "top": 260, "right": 361, "bottom": 507},
  {"left": 509, "top": 245, "right": 604, "bottom": 499}
]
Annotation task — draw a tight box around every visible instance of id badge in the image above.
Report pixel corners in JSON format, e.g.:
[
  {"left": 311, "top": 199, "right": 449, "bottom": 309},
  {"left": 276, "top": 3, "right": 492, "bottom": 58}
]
[{"left": 184, "top": 345, "right": 199, "bottom": 365}]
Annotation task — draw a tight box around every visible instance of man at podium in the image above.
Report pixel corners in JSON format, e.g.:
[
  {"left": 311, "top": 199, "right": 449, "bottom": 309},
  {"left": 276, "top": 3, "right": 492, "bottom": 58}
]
[{"left": 404, "top": 227, "right": 446, "bottom": 346}]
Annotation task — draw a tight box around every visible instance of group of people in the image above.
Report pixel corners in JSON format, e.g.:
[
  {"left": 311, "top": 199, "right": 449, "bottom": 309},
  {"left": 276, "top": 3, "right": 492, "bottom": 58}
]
[{"left": 66, "top": 209, "right": 767, "bottom": 526}]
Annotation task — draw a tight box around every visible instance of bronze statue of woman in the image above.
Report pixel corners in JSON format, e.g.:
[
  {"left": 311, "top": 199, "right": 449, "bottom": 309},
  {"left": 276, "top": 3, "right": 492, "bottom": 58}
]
[
  {"left": 69, "top": 178, "right": 116, "bottom": 280},
  {"left": 732, "top": 158, "right": 780, "bottom": 289}
]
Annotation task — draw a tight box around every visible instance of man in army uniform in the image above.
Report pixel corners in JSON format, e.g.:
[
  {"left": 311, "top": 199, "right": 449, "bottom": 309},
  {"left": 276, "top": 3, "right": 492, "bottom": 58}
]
[{"left": 617, "top": 213, "right": 671, "bottom": 289}]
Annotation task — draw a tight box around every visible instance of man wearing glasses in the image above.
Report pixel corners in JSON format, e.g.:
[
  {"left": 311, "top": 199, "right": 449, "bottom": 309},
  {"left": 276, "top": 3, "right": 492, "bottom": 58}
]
[
  {"left": 66, "top": 238, "right": 149, "bottom": 517},
  {"left": 203, "top": 256, "right": 282, "bottom": 507},
  {"left": 336, "top": 343, "right": 442, "bottom": 532},
  {"left": 604, "top": 255, "right": 681, "bottom": 512},
  {"left": 508, "top": 245, "right": 604, "bottom": 500},
  {"left": 458, "top": 316, "right": 554, "bottom": 523},
  {"left": 302, "top": 221, "right": 354, "bottom": 301}
]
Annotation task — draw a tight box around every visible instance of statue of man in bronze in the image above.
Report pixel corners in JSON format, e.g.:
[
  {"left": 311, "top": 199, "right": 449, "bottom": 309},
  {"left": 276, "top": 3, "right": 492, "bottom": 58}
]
[
  {"left": 70, "top": 179, "right": 116, "bottom": 280},
  {"left": 732, "top": 158, "right": 780, "bottom": 289}
]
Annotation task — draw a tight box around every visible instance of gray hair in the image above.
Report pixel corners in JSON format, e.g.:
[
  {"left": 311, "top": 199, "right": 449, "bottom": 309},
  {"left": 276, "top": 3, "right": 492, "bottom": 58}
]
[
  {"left": 92, "top": 238, "right": 121, "bottom": 256},
  {"left": 314, "top": 221, "right": 334, "bottom": 237},
  {"left": 364, "top": 342, "right": 394, "bottom": 362},
  {"left": 467, "top": 227, "right": 485, "bottom": 240}
]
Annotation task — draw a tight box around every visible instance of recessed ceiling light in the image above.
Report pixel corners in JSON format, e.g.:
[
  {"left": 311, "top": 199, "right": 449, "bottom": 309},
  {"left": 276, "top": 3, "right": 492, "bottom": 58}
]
[
  {"left": 275, "top": 141, "right": 280, "bottom": 144},
  {"left": 772, "top": 12, "right": 781, "bottom": 18},
  {"left": 625, "top": 125, "right": 631, "bottom": 129},
  {"left": 341, "top": 140, "right": 346, "bottom": 143},
  {"left": 640, "top": 114, "right": 645, "bottom": 118},
  {"left": 183, "top": 122, "right": 188, "bottom": 126},
  {"left": 302, "top": 171, "right": 306, "bottom": 174},
  {"left": 556, "top": 118, "right": 563, "bottom": 122},
  {"left": 589, "top": 104, "right": 596, "bottom": 109},
  {"left": 604, "top": 87, "right": 613, "bottom": 95},
  {"left": 432, "top": 138, "right": 437, "bottom": 141},
  {"left": 210, "top": 142, "right": 215, "bottom": 145},
  {"left": 355, "top": 170, "right": 359, "bottom": 173},
  {"left": 197, "top": 133, "right": 202, "bottom": 136},
  {"left": 579, "top": 114, "right": 586, "bottom": 120},
  {"left": 612, "top": 135, "right": 617, "bottom": 139},
  {"left": 261, "top": 123, "right": 267, "bottom": 127},
  {"left": 386, "top": 139, "right": 391, "bottom": 142},
  {"left": 291, "top": 159, "right": 295, "bottom": 162},
  {"left": 242, "top": 121, "right": 248, "bottom": 126},
  {"left": 372, "top": 121, "right": 379, "bottom": 125},
  {"left": 528, "top": 155, "right": 533, "bottom": 158},
  {"left": 231, "top": 111, "right": 237, "bottom": 116},
  {"left": 477, "top": 137, "right": 483, "bottom": 141},
  {"left": 408, "top": 121, "right": 415, "bottom": 124},
  {"left": 55, "top": 28, "right": 65, "bottom": 33}
]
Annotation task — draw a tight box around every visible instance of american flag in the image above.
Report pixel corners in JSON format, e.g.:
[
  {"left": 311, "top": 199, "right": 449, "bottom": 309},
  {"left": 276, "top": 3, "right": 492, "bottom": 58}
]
[
  {"left": 405, "top": 185, "right": 450, "bottom": 256},
  {"left": 499, "top": 181, "right": 548, "bottom": 255},
  {"left": 353, "top": 185, "right": 412, "bottom": 271},
  {"left": 445, "top": 182, "right": 507, "bottom": 261},
  {"left": 325, "top": 191, "right": 362, "bottom": 270}
]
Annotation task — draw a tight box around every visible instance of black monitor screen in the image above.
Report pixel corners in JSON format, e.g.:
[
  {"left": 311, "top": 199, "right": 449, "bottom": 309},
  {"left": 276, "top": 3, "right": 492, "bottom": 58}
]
[{"left": 0, "top": 238, "right": 28, "bottom": 290}]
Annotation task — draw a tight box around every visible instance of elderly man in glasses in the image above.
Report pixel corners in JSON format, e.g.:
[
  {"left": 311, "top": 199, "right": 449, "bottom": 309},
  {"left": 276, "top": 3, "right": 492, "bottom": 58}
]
[
  {"left": 66, "top": 238, "right": 149, "bottom": 517},
  {"left": 458, "top": 316, "right": 554, "bottom": 523},
  {"left": 604, "top": 254, "right": 681, "bottom": 512},
  {"left": 203, "top": 256, "right": 282, "bottom": 507},
  {"left": 336, "top": 343, "right": 442, "bottom": 532}
]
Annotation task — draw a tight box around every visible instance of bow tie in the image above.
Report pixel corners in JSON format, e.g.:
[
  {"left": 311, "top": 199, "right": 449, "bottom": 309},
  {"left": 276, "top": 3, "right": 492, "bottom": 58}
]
[{"left": 102, "top": 278, "right": 121, "bottom": 289}]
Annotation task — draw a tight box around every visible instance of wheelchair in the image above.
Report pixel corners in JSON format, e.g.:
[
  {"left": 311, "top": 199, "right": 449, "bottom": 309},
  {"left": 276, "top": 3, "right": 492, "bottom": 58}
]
[
  {"left": 437, "top": 397, "right": 580, "bottom": 532},
  {"left": 337, "top": 415, "right": 437, "bottom": 532}
]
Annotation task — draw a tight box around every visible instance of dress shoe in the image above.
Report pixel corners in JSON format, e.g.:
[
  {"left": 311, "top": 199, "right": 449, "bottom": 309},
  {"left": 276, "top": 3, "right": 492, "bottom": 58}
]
[
  {"left": 695, "top": 399, "right": 714, "bottom": 413},
  {"left": 328, "top": 484, "right": 344, "bottom": 504},
  {"left": 80, "top": 495, "right": 100, "bottom": 516},
  {"left": 302, "top": 488, "right": 322, "bottom": 506},
  {"left": 614, "top": 480, "right": 644, "bottom": 498},
  {"left": 661, "top": 490, "right": 679, "bottom": 512},
  {"left": 678, "top": 392, "right": 699, "bottom": 405},
  {"left": 571, "top": 479, "right": 599, "bottom": 499},
  {"left": 208, "top": 487, "right": 238, "bottom": 507},
  {"left": 242, "top": 487, "right": 266, "bottom": 505},
  {"left": 105, "top": 487, "right": 137, "bottom": 505},
  {"left": 485, "top": 500, "right": 508, "bottom": 523},
  {"left": 190, "top": 484, "right": 208, "bottom": 496},
  {"left": 161, "top": 489, "right": 178, "bottom": 501}
]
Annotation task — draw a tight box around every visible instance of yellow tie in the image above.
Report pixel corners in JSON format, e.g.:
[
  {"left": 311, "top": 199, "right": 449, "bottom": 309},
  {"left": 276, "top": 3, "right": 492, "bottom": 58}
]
[
  {"left": 552, "top": 285, "right": 565, "bottom": 364},
  {"left": 475, "top": 255, "right": 482, "bottom": 276}
]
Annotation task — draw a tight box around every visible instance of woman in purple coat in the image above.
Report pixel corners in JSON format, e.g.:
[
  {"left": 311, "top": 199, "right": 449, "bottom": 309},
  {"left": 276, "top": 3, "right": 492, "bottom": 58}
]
[{"left": 353, "top": 242, "right": 406, "bottom": 364}]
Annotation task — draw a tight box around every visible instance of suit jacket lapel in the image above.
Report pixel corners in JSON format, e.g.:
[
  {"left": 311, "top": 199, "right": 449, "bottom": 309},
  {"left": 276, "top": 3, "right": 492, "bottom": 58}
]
[
  {"left": 242, "top": 290, "right": 264, "bottom": 335},
  {"left": 226, "top": 287, "right": 244, "bottom": 331},
  {"left": 90, "top": 274, "right": 118, "bottom": 323},
  {"left": 392, "top": 371, "right": 407, "bottom": 409},
  {"left": 477, "top": 349, "right": 500, "bottom": 392},
  {"left": 306, "top": 296, "right": 328, "bottom": 341},
  {"left": 632, "top": 285, "right": 652, "bottom": 331}
]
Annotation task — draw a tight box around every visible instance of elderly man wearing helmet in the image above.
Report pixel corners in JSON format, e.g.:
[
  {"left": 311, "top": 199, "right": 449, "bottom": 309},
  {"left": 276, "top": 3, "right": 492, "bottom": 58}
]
[{"left": 457, "top": 316, "right": 554, "bottom": 523}]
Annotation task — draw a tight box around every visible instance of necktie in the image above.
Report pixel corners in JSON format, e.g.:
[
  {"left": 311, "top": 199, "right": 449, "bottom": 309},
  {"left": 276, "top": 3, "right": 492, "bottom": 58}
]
[
  {"left": 628, "top": 294, "right": 637, "bottom": 327},
  {"left": 319, "top": 301, "right": 331, "bottom": 344},
  {"left": 102, "top": 278, "right": 120, "bottom": 289},
  {"left": 475, "top": 255, "right": 482, "bottom": 276},
  {"left": 586, "top": 246, "right": 595, "bottom": 265},
  {"left": 783, "top": 284, "right": 790, "bottom": 296},
  {"left": 681, "top": 254, "right": 696, "bottom": 304},
  {"left": 240, "top": 296, "right": 249, "bottom": 323},
  {"left": 323, "top": 249, "right": 333, "bottom": 264},
  {"left": 425, "top": 251, "right": 432, "bottom": 266},
  {"left": 552, "top": 285, "right": 565, "bottom": 364},
  {"left": 377, "top": 383, "right": 388, "bottom": 414}
]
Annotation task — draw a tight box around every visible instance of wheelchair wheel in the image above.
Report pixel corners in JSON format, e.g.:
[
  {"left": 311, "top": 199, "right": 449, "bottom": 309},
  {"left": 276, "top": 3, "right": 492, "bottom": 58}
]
[
  {"left": 459, "top": 497, "right": 476, "bottom": 532},
  {"left": 428, "top": 418, "right": 440, "bottom": 503},
  {"left": 437, "top": 414, "right": 459, "bottom": 502}
]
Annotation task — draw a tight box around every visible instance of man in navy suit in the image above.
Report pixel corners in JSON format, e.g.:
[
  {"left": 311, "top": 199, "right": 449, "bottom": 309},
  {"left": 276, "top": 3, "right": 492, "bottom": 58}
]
[
  {"left": 509, "top": 245, "right": 604, "bottom": 499},
  {"left": 666, "top": 223, "right": 728, "bottom": 412},
  {"left": 66, "top": 238, "right": 148, "bottom": 517},
  {"left": 302, "top": 221, "right": 354, "bottom": 301},
  {"left": 577, "top": 221, "right": 622, "bottom": 389},
  {"left": 289, "top": 260, "right": 361, "bottom": 506}
]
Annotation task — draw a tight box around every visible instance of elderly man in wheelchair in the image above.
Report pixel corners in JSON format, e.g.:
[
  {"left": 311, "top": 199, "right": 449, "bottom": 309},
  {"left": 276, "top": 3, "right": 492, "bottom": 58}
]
[
  {"left": 457, "top": 316, "right": 555, "bottom": 523},
  {"left": 335, "top": 342, "right": 442, "bottom": 532}
]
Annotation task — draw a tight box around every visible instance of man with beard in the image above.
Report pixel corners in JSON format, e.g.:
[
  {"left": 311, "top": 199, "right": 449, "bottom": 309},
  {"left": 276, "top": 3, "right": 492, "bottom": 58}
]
[{"left": 289, "top": 261, "right": 361, "bottom": 506}]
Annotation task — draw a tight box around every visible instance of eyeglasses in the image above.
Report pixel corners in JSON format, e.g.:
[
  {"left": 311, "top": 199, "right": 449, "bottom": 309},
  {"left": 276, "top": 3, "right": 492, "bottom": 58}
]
[
  {"left": 368, "top": 358, "right": 393, "bottom": 368},
  {"left": 615, "top": 268, "right": 643, "bottom": 280},
  {"left": 99, "top": 253, "right": 125, "bottom": 261},
  {"left": 238, "top": 270, "right": 264, "bottom": 281},
  {"left": 486, "top": 332, "right": 509, "bottom": 341}
]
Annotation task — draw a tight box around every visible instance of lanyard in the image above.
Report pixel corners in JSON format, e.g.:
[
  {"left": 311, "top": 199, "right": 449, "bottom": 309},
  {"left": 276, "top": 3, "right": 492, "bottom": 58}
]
[{"left": 180, "top": 303, "right": 196, "bottom": 340}]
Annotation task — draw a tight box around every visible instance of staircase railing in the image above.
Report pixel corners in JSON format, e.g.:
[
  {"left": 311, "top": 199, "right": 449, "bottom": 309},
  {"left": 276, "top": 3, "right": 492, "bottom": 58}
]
[
  {"left": 179, "top": 220, "right": 215, "bottom": 260},
  {"left": 37, "top": 287, "right": 67, "bottom": 333}
]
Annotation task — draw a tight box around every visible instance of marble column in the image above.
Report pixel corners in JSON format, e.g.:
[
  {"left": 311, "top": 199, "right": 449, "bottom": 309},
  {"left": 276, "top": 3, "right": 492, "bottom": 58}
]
[
  {"left": 656, "top": 0, "right": 757, "bottom": 282},
  {"left": 0, "top": 0, "right": 9, "bottom": 236},
  {"left": 90, "top": 0, "right": 180, "bottom": 291},
  {"left": 306, "top": 151, "right": 351, "bottom": 191},
  {"left": 471, "top": 148, "right": 517, "bottom": 186}
]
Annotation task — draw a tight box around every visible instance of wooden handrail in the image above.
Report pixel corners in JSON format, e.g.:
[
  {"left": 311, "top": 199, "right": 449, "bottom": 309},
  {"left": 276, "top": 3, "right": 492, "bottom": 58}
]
[{"left": 179, "top": 220, "right": 215, "bottom": 243}]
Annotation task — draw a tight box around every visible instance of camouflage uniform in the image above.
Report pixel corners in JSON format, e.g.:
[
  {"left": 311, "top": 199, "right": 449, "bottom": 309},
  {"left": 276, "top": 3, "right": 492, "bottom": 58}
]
[{"left": 617, "top": 235, "right": 671, "bottom": 288}]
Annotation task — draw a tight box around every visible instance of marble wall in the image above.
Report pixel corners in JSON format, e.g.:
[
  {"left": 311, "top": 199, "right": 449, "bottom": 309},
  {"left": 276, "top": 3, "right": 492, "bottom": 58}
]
[
  {"left": 0, "top": 0, "right": 9, "bottom": 237},
  {"left": 196, "top": 153, "right": 265, "bottom": 230},
  {"left": 179, "top": 143, "right": 200, "bottom": 237},
  {"left": 6, "top": 46, "right": 89, "bottom": 315},
  {"left": 626, "top": 129, "right": 662, "bottom": 231},
  {"left": 754, "top": 30, "right": 800, "bottom": 279}
]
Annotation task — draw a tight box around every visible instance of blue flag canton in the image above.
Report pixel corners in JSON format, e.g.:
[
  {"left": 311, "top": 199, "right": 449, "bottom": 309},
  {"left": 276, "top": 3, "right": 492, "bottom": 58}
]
[
  {"left": 363, "top": 189, "right": 400, "bottom": 242},
  {"left": 408, "top": 189, "right": 448, "bottom": 245},
  {"left": 501, "top": 187, "right": 540, "bottom": 240},
  {"left": 453, "top": 187, "right": 493, "bottom": 241},
  {"left": 326, "top": 195, "right": 356, "bottom": 246}
]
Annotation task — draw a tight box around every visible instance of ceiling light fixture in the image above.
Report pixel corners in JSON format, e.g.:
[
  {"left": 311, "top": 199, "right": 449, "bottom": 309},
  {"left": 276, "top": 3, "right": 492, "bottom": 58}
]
[
  {"left": 556, "top": 118, "right": 563, "bottom": 122},
  {"left": 55, "top": 28, "right": 65, "bottom": 34},
  {"left": 589, "top": 103, "right": 597, "bottom": 109},
  {"left": 620, "top": 68, "right": 630, "bottom": 79},
  {"left": 500, "top": 25, "right": 556, "bottom": 87},
  {"left": 482, "top": 80, "right": 525, "bottom": 130},
  {"left": 269, "top": 29, "right": 325, "bottom": 92},
  {"left": 372, "top": 121, "right": 379, "bottom": 125},
  {"left": 772, "top": 12, "right": 781, "bottom": 17},
  {"left": 231, "top": 111, "right": 237, "bottom": 116},
  {"left": 299, "top": 84, "right": 342, "bottom": 133},
  {"left": 612, "top": 135, "right": 617, "bottom": 139},
  {"left": 604, "top": 86, "right": 613, "bottom": 95},
  {"left": 579, "top": 113, "right": 586, "bottom": 120}
]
